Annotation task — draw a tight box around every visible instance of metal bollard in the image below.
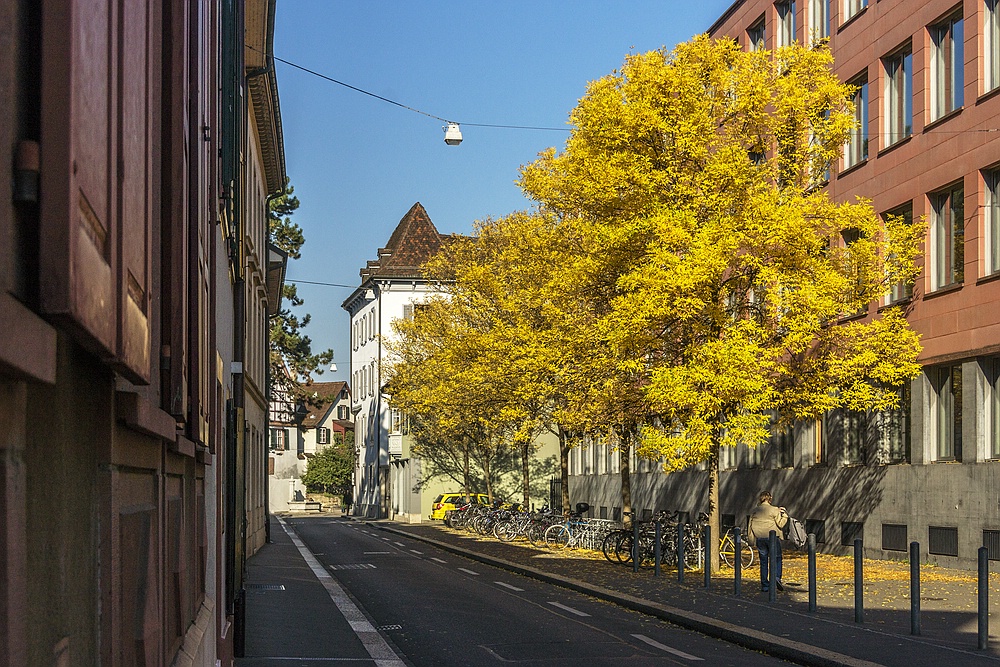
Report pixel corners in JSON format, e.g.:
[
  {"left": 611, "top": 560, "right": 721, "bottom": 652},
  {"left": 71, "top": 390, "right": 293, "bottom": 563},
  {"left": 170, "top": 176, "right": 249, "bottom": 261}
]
[
  {"left": 734, "top": 527, "right": 742, "bottom": 597},
  {"left": 654, "top": 520, "right": 661, "bottom": 577},
  {"left": 632, "top": 519, "right": 640, "bottom": 573},
  {"left": 703, "top": 524, "right": 711, "bottom": 588},
  {"left": 768, "top": 531, "right": 777, "bottom": 603},
  {"left": 979, "top": 546, "right": 990, "bottom": 650},
  {"left": 678, "top": 522, "right": 685, "bottom": 584},
  {"left": 808, "top": 533, "right": 817, "bottom": 613},
  {"left": 854, "top": 538, "right": 864, "bottom": 623},
  {"left": 910, "top": 541, "right": 920, "bottom": 636}
]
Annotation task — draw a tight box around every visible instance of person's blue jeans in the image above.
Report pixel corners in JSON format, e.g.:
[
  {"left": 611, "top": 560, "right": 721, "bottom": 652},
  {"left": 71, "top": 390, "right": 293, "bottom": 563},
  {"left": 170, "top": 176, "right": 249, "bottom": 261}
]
[{"left": 756, "top": 536, "right": 782, "bottom": 590}]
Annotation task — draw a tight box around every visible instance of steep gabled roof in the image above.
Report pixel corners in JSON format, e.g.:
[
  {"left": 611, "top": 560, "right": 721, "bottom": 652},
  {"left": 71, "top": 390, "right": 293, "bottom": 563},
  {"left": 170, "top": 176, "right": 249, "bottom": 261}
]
[
  {"left": 300, "top": 381, "right": 348, "bottom": 430},
  {"left": 359, "top": 202, "right": 446, "bottom": 281}
]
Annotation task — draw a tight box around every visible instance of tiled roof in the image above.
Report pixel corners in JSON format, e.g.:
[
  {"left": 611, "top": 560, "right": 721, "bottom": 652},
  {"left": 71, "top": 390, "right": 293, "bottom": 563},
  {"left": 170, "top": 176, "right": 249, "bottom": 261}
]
[
  {"left": 359, "top": 202, "right": 447, "bottom": 281},
  {"left": 300, "top": 381, "right": 348, "bottom": 430}
]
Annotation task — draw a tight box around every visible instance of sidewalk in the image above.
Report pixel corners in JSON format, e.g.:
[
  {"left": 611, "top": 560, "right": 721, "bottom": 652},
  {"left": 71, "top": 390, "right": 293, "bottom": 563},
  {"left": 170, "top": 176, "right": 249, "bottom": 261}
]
[{"left": 375, "top": 520, "right": 1000, "bottom": 667}]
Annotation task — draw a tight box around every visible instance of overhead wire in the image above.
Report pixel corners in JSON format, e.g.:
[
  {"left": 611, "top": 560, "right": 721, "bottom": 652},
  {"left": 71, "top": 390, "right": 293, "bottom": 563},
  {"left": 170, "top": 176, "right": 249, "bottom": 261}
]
[{"left": 247, "top": 44, "right": 570, "bottom": 132}]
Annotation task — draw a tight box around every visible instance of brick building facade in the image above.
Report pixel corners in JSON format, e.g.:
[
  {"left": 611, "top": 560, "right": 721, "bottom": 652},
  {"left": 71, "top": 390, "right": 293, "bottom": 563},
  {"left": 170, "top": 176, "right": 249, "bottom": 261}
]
[{"left": 569, "top": 0, "right": 1000, "bottom": 569}]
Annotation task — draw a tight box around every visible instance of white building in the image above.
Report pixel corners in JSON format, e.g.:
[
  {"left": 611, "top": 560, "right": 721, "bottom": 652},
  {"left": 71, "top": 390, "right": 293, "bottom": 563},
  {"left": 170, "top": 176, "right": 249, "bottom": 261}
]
[
  {"left": 268, "top": 380, "right": 352, "bottom": 511},
  {"left": 342, "top": 203, "right": 452, "bottom": 520}
]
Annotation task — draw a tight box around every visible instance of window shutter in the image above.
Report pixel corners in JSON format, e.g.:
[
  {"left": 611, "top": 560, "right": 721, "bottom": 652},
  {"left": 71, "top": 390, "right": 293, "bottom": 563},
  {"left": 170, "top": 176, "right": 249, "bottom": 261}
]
[
  {"left": 40, "top": 0, "right": 117, "bottom": 357},
  {"left": 114, "top": 0, "right": 153, "bottom": 383}
]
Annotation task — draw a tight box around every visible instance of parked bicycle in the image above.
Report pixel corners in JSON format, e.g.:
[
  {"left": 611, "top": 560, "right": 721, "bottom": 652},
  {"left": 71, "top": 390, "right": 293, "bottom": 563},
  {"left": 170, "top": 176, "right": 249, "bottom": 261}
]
[{"left": 543, "top": 503, "right": 592, "bottom": 549}]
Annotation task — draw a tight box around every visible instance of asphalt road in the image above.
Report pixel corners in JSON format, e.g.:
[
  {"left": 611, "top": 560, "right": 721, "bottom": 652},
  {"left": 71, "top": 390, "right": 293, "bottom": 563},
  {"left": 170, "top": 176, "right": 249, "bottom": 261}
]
[{"left": 285, "top": 516, "right": 792, "bottom": 667}]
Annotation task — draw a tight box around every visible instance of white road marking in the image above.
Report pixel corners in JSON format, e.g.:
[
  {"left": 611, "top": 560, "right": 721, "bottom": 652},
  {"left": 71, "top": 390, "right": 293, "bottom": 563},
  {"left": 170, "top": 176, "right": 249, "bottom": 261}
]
[
  {"left": 394, "top": 542, "right": 405, "bottom": 547},
  {"left": 632, "top": 634, "right": 704, "bottom": 661},
  {"left": 364, "top": 551, "right": 391, "bottom": 555},
  {"left": 431, "top": 557, "right": 447, "bottom": 564},
  {"left": 457, "top": 567, "right": 480, "bottom": 576},
  {"left": 547, "top": 601, "right": 590, "bottom": 617},
  {"left": 410, "top": 549, "right": 423, "bottom": 555},
  {"left": 276, "top": 517, "right": 405, "bottom": 667},
  {"left": 495, "top": 581, "right": 525, "bottom": 592}
]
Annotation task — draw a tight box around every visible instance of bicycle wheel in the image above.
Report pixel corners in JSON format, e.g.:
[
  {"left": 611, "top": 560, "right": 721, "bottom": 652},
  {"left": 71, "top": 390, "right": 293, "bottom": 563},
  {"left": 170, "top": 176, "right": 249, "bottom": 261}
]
[
  {"left": 544, "top": 524, "right": 570, "bottom": 549},
  {"left": 526, "top": 522, "right": 548, "bottom": 547},
  {"left": 602, "top": 530, "right": 627, "bottom": 563},
  {"left": 614, "top": 533, "right": 634, "bottom": 564},
  {"left": 720, "top": 535, "right": 737, "bottom": 568},
  {"left": 740, "top": 539, "right": 754, "bottom": 568}
]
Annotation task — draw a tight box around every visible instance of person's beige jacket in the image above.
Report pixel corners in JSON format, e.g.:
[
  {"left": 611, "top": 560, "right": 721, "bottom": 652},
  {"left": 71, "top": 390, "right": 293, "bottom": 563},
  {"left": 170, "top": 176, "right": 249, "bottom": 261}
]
[{"left": 748, "top": 501, "right": 788, "bottom": 541}]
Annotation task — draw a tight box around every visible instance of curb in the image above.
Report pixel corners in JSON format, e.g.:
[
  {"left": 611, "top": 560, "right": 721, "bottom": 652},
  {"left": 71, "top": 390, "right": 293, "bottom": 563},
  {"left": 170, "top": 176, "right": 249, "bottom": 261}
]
[{"left": 369, "top": 522, "right": 882, "bottom": 667}]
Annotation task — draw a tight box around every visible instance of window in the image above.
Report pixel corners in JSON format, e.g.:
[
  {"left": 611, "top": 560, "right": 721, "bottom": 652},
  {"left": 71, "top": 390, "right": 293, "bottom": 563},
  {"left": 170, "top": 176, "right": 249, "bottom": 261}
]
[
  {"left": 841, "top": 227, "right": 866, "bottom": 313},
  {"left": 884, "top": 203, "right": 914, "bottom": 302},
  {"left": 883, "top": 46, "right": 913, "bottom": 147},
  {"left": 930, "top": 364, "right": 963, "bottom": 461},
  {"left": 985, "top": 169, "right": 1000, "bottom": 275},
  {"left": 809, "top": 0, "right": 829, "bottom": 42},
  {"left": 746, "top": 442, "right": 762, "bottom": 468},
  {"left": 748, "top": 16, "right": 766, "bottom": 51},
  {"left": 775, "top": 426, "right": 795, "bottom": 468},
  {"left": 929, "top": 13, "right": 964, "bottom": 121},
  {"left": 390, "top": 409, "right": 402, "bottom": 434},
  {"left": 987, "top": 357, "right": 1000, "bottom": 459},
  {"left": 879, "top": 383, "right": 911, "bottom": 464},
  {"left": 987, "top": 0, "right": 1000, "bottom": 93},
  {"left": 317, "top": 427, "right": 330, "bottom": 445},
  {"left": 270, "top": 428, "right": 286, "bottom": 451},
  {"left": 776, "top": 1, "right": 796, "bottom": 46},
  {"left": 845, "top": 74, "right": 868, "bottom": 168},
  {"left": 930, "top": 183, "right": 965, "bottom": 290},
  {"left": 403, "top": 303, "right": 414, "bottom": 320},
  {"left": 843, "top": 0, "right": 867, "bottom": 23},
  {"left": 337, "top": 405, "right": 350, "bottom": 420},
  {"left": 814, "top": 417, "right": 827, "bottom": 464},
  {"left": 720, "top": 445, "right": 738, "bottom": 470},
  {"left": 843, "top": 409, "right": 866, "bottom": 465}
]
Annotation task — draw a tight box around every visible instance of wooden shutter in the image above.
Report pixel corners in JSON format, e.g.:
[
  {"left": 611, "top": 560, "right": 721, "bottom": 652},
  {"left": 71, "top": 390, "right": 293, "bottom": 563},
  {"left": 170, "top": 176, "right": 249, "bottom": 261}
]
[
  {"left": 40, "top": 0, "right": 116, "bottom": 356},
  {"left": 39, "top": 0, "right": 155, "bottom": 383}
]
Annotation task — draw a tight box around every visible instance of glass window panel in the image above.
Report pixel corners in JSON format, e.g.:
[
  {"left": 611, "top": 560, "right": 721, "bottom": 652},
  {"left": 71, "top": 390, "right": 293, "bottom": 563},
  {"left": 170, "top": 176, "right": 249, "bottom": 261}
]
[
  {"left": 883, "top": 47, "right": 913, "bottom": 146},
  {"left": 931, "top": 184, "right": 965, "bottom": 289},
  {"left": 845, "top": 75, "right": 868, "bottom": 168},
  {"left": 930, "top": 14, "right": 965, "bottom": 121}
]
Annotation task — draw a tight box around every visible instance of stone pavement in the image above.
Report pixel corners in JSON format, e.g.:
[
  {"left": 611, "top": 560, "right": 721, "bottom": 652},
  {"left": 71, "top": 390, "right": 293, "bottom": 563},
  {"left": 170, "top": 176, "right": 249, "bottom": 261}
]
[{"left": 377, "top": 519, "right": 1000, "bottom": 667}]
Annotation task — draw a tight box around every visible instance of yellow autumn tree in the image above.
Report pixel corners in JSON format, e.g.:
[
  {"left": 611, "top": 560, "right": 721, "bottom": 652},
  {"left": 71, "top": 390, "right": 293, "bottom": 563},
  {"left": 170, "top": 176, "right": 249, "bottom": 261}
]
[{"left": 520, "top": 36, "right": 923, "bottom": 571}]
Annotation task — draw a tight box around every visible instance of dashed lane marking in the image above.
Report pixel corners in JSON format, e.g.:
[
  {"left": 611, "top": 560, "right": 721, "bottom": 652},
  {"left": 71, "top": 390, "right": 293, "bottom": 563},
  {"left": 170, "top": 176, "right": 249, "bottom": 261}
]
[
  {"left": 430, "top": 558, "right": 447, "bottom": 564},
  {"left": 410, "top": 549, "right": 423, "bottom": 555},
  {"left": 547, "top": 601, "right": 590, "bottom": 617},
  {"left": 631, "top": 634, "right": 704, "bottom": 661},
  {"left": 457, "top": 567, "right": 480, "bottom": 576},
  {"left": 495, "top": 581, "right": 525, "bottom": 592}
]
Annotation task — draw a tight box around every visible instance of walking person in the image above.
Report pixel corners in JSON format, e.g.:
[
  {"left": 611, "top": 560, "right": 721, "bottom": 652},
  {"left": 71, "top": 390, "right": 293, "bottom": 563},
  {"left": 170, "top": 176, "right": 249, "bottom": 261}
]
[{"left": 749, "top": 491, "right": 788, "bottom": 592}]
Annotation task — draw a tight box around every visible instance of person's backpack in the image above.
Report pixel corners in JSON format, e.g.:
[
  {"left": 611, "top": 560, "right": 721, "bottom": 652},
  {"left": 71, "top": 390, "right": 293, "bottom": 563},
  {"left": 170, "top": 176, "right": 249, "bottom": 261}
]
[{"left": 784, "top": 517, "right": 808, "bottom": 549}]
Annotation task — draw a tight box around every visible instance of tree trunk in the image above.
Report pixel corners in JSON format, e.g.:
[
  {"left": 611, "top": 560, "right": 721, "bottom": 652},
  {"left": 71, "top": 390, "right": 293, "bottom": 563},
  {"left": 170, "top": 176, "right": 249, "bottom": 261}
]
[
  {"left": 483, "top": 451, "right": 493, "bottom": 504},
  {"left": 521, "top": 440, "right": 531, "bottom": 508},
  {"left": 620, "top": 431, "right": 632, "bottom": 528},
  {"left": 463, "top": 445, "right": 471, "bottom": 503},
  {"left": 707, "top": 438, "right": 721, "bottom": 574},
  {"left": 558, "top": 426, "right": 570, "bottom": 514}
]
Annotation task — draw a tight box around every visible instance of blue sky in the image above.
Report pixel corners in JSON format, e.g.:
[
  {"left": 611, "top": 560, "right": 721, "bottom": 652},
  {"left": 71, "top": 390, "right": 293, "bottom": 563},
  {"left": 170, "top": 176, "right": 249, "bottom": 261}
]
[{"left": 273, "top": 1, "right": 736, "bottom": 383}]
